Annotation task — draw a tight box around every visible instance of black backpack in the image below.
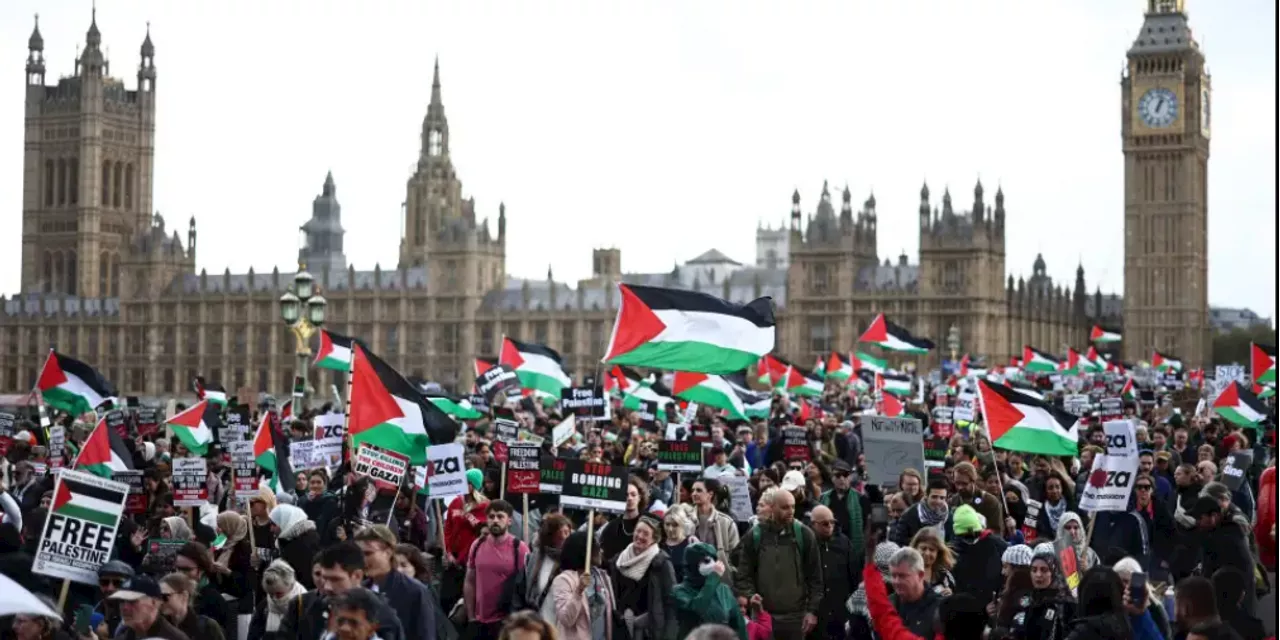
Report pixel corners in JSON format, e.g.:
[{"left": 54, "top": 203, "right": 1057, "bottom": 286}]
[{"left": 469, "top": 533, "right": 527, "bottom": 612}]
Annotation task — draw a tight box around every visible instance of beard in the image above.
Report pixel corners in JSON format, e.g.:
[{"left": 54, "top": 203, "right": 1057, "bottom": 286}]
[{"left": 488, "top": 523, "right": 505, "bottom": 537}]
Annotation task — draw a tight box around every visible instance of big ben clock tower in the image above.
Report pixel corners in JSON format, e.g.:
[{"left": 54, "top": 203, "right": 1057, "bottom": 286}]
[{"left": 1121, "top": 0, "right": 1211, "bottom": 369}]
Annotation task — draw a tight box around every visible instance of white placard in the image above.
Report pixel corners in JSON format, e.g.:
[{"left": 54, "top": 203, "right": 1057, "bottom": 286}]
[
  {"left": 1077, "top": 420, "right": 1139, "bottom": 513},
  {"left": 722, "top": 475, "right": 753, "bottom": 523},
  {"left": 290, "top": 440, "right": 315, "bottom": 470},
  {"left": 426, "top": 443, "right": 467, "bottom": 500},
  {"left": 952, "top": 392, "right": 976, "bottom": 422},
  {"left": 34, "top": 469, "right": 129, "bottom": 585},
  {"left": 312, "top": 412, "right": 345, "bottom": 471},
  {"left": 551, "top": 415, "right": 577, "bottom": 448}
]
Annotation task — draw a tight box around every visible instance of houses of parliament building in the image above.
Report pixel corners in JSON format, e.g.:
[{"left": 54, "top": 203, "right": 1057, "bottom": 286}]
[{"left": 4, "top": 2, "right": 1215, "bottom": 400}]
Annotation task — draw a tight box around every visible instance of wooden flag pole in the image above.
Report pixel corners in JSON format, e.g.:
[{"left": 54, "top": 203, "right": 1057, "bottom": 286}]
[
  {"left": 582, "top": 508, "right": 596, "bottom": 585},
  {"left": 522, "top": 493, "right": 530, "bottom": 542},
  {"left": 57, "top": 578, "right": 71, "bottom": 611},
  {"left": 499, "top": 462, "right": 507, "bottom": 501}
]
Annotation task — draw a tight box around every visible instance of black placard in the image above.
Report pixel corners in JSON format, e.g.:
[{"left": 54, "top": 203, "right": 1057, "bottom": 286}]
[
  {"left": 493, "top": 408, "right": 519, "bottom": 444},
  {"left": 560, "top": 458, "right": 628, "bottom": 513},
  {"left": 135, "top": 407, "right": 160, "bottom": 437},
  {"left": 635, "top": 400, "right": 658, "bottom": 429},
  {"left": 476, "top": 364, "right": 521, "bottom": 403},
  {"left": 540, "top": 455, "right": 566, "bottom": 494},
  {"left": 560, "top": 386, "right": 608, "bottom": 420},
  {"left": 506, "top": 443, "right": 541, "bottom": 494},
  {"left": 467, "top": 394, "right": 490, "bottom": 415},
  {"left": 105, "top": 409, "right": 129, "bottom": 439},
  {"left": 114, "top": 470, "right": 149, "bottom": 514},
  {"left": 783, "top": 427, "right": 810, "bottom": 461},
  {"left": 657, "top": 440, "right": 704, "bottom": 473},
  {"left": 221, "top": 404, "right": 250, "bottom": 442}
]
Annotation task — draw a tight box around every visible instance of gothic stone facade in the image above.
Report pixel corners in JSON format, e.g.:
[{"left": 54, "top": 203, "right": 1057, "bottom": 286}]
[{"left": 2, "top": 13, "right": 1138, "bottom": 400}]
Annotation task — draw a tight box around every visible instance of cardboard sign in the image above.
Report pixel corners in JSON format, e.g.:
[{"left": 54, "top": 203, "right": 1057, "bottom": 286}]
[
  {"left": 425, "top": 443, "right": 467, "bottom": 500},
  {"left": 782, "top": 427, "right": 810, "bottom": 461},
  {"left": 953, "top": 392, "right": 976, "bottom": 422},
  {"left": 860, "top": 415, "right": 925, "bottom": 487},
  {"left": 229, "top": 441, "right": 258, "bottom": 505},
  {"left": 560, "top": 386, "right": 609, "bottom": 421},
  {"left": 1022, "top": 499, "right": 1042, "bottom": 543},
  {"left": 552, "top": 415, "right": 577, "bottom": 448},
  {"left": 312, "top": 412, "right": 345, "bottom": 471},
  {"left": 354, "top": 445, "right": 409, "bottom": 493},
  {"left": 1077, "top": 420, "right": 1139, "bottom": 513},
  {"left": 540, "top": 455, "right": 566, "bottom": 494},
  {"left": 171, "top": 457, "right": 208, "bottom": 508},
  {"left": 635, "top": 400, "right": 659, "bottom": 429},
  {"left": 476, "top": 364, "right": 521, "bottom": 403},
  {"left": 48, "top": 426, "right": 66, "bottom": 471},
  {"left": 112, "top": 470, "right": 148, "bottom": 515},
  {"left": 505, "top": 443, "right": 541, "bottom": 494},
  {"left": 289, "top": 440, "right": 315, "bottom": 471},
  {"left": 33, "top": 469, "right": 128, "bottom": 585},
  {"left": 492, "top": 409, "right": 520, "bottom": 444},
  {"left": 722, "top": 475, "right": 753, "bottom": 523},
  {"left": 657, "top": 440, "right": 704, "bottom": 473},
  {"left": 560, "top": 459, "right": 628, "bottom": 513}
]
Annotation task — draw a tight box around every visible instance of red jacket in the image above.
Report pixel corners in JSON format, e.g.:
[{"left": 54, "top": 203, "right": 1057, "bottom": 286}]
[
  {"left": 444, "top": 494, "right": 489, "bottom": 565},
  {"left": 1257, "top": 466, "right": 1276, "bottom": 570},
  {"left": 864, "top": 563, "right": 943, "bottom": 640}
]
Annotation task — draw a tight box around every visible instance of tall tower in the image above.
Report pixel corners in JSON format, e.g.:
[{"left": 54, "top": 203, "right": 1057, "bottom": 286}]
[
  {"left": 299, "top": 171, "right": 347, "bottom": 275},
  {"left": 400, "top": 57, "right": 464, "bottom": 268},
  {"left": 1121, "top": 0, "right": 1210, "bottom": 368},
  {"left": 20, "top": 11, "right": 157, "bottom": 298}
]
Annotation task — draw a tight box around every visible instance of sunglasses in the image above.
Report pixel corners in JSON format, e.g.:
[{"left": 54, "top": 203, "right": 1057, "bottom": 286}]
[
  {"left": 834, "top": 472, "right": 851, "bottom": 479},
  {"left": 99, "top": 578, "right": 124, "bottom": 587},
  {"left": 1135, "top": 485, "right": 1153, "bottom": 491}
]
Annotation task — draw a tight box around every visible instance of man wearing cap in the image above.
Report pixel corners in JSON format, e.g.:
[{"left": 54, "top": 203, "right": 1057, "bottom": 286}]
[
  {"left": 1190, "top": 495, "right": 1253, "bottom": 588},
  {"left": 818, "top": 459, "right": 870, "bottom": 575},
  {"left": 104, "top": 576, "right": 191, "bottom": 640},
  {"left": 92, "top": 560, "right": 134, "bottom": 637}
]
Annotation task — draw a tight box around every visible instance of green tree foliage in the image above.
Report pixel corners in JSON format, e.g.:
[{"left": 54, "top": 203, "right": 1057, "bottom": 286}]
[{"left": 1212, "top": 325, "right": 1278, "bottom": 367}]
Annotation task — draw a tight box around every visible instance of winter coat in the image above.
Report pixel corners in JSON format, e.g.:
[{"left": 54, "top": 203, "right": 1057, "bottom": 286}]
[
  {"left": 443, "top": 494, "right": 488, "bottom": 565},
  {"left": 862, "top": 562, "right": 942, "bottom": 640},
  {"left": 1063, "top": 614, "right": 1132, "bottom": 640},
  {"left": 950, "top": 530, "right": 1009, "bottom": 603},
  {"left": 277, "top": 590, "right": 405, "bottom": 640},
  {"left": 733, "top": 519, "right": 824, "bottom": 617},
  {"left": 277, "top": 520, "right": 322, "bottom": 590},
  {"left": 608, "top": 550, "right": 678, "bottom": 640},
  {"left": 550, "top": 567, "right": 615, "bottom": 640}
]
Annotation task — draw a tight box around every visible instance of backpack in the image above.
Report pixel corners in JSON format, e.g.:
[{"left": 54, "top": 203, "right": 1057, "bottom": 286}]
[
  {"left": 751, "top": 520, "right": 806, "bottom": 556},
  {"left": 469, "top": 533, "right": 527, "bottom": 612}
]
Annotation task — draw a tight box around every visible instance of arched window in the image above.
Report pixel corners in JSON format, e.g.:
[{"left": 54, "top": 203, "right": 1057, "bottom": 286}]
[
  {"left": 101, "top": 161, "right": 111, "bottom": 205},
  {"left": 43, "top": 252, "right": 53, "bottom": 293},
  {"left": 99, "top": 253, "right": 110, "bottom": 296},
  {"left": 112, "top": 162, "right": 123, "bottom": 208},
  {"left": 124, "top": 164, "right": 134, "bottom": 210},
  {"left": 44, "top": 160, "right": 54, "bottom": 206},
  {"left": 56, "top": 159, "right": 66, "bottom": 205},
  {"left": 66, "top": 251, "right": 77, "bottom": 295},
  {"left": 68, "top": 157, "right": 79, "bottom": 205}
]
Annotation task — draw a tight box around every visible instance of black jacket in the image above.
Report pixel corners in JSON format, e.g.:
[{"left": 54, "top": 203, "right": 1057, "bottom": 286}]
[
  {"left": 815, "top": 532, "right": 858, "bottom": 629},
  {"left": 366, "top": 569, "right": 437, "bottom": 640},
  {"left": 194, "top": 580, "right": 233, "bottom": 640},
  {"left": 1063, "top": 614, "right": 1132, "bottom": 640},
  {"left": 609, "top": 551, "right": 678, "bottom": 640},
  {"left": 278, "top": 591, "right": 405, "bottom": 640},
  {"left": 1197, "top": 518, "right": 1253, "bottom": 580},
  {"left": 278, "top": 525, "right": 322, "bottom": 590},
  {"left": 890, "top": 501, "right": 953, "bottom": 548},
  {"left": 173, "top": 610, "right": 226, "bottom": 640},
  {"left": 950, "top": 531, "right": 1008, "bottom": 604}
]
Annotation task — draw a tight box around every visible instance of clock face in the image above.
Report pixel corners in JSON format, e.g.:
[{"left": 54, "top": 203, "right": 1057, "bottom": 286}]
[{"left": 1138, "top": 88, "right": 1178, "bottom": 128}]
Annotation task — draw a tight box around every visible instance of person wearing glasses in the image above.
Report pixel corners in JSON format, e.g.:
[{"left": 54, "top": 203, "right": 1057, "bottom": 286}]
[
  {"left": 173, "top": 541, "right": 234, "bottom": 639},
  {"left": 808, "top": 505, "right": 856, "bottom": 638},
  {"left": 1097, "top": 474, "right": 1175, "bottom": 575},
  {"left": 158, "top": 573, "right": 227, "bottom": 640},
  {"left": 92, "top": 560, "right": 135, "bottom": 637}
]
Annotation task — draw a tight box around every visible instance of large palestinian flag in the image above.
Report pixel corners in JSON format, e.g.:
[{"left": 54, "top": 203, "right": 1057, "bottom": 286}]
[
  {"left": 1089, "top": 325, "right": 1122, "bottom": 344},
  {"left": 825, "top": 352, "right": 854, "bottom": 381},
  {"left": 51, "top": 470, "right": 127, "bottom": 529},
  {"left": 349, "top": 344, "right": 457, "bottom": 464},
  {"left": 976, "top": 379, "right": 1079, "bottom": 457},
  {"left": 875, "top": 372, "right": 912, "bottom": 397},
  {"left": 35, "top": 350, "right": 117, "bottom": 416},
  {"left": 858, "top": 314, "right": 934, "bottom": 354},
  {"left": 315, "top": 329, "right": 356, "bottom": 371},
  {"left": 1022, "top": 346, "right": 1061, "bottom": 374},
  {"left": 603, "top": 284, "right": 776, "bottom": 374},
  {"left": 73, "top": 415, "right": 134, "bottom": 478},
  {"left": 673, "top": 371, "right": 752, "bottom": 420},
  {"left": 1213, "top": 381, "right": 1267, "bottom": 429},
  {"left": 1152, "top": 351, "right": 1182, "bottom": 372},
  {"left": 252, "top": 413, "right": 293, "bottom": 492},
  {"left": 1251, "top": 343, "right": 1277, "bottom": 385},
  {"left": 501, "top": 337, "right": 572, "bottom": 398},
  {"left": 166, "top": 400, "right": 219, "bottom": 456},
  {"left": 779, "top": 365, "right": 824, "bottom": 398},
  {"left": 621, "top": 376, "right": 674, "bottom": 412}
]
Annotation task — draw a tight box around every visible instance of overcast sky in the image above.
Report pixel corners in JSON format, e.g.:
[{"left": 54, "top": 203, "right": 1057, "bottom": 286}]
[{"left": 1, "top": 1, "right": 1274, "bottom": 316}]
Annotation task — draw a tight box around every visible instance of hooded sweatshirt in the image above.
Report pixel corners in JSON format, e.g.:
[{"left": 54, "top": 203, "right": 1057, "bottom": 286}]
[{"left": 673, "top": 542, "right": 748, "bottom": 640}]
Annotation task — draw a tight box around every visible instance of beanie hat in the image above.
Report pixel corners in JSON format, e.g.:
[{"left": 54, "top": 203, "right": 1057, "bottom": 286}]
[
  {"left": 89, "top": 613, "right": 105, "bottom": 629},
  {"left": 952, "top": 504, "right": 984, "bottom": 535},
  {"left": 466, "top": 468, "right": 484, "bottom": 491},
  {"left": 1002, "top": 544, "right": 1034, "bottom": 567},
  {"left": 873, "top": 541, "right": 901, "bottom": 580},
  {"left": 1033, "top": 542, "right": 1056, "bottom": 558}
]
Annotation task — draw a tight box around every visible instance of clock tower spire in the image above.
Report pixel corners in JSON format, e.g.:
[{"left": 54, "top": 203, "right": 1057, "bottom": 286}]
[{"left": 1121, "top": 0, "right": 1210, "bottom": 368}]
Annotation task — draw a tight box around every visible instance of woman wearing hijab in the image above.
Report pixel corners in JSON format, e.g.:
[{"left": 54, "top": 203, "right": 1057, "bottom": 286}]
[
  {"left": 608, "top": 515, "right": 676, "bottom": 640},
  {"left": 991, "top": 546, "right": 1077, "bottom": 640},
  {"left": 1065, "top": 567, "right": 1132, "bottom": 640},
  {"left": 1053, "top": 512, "right": 1099, "bottom": 574},
  {"left": 267, "top": 504, "right": 321, "bottom": 590},
  {"left": 214, "top": 511, "right": 254, "bottom": 632},
  {"left": 672, "top": 542, "right": 747, "bottom": 640},
  {"left": 550, "top": 531, "right": 616, "bottom": 640},
  {"left": 247, "top": 560, "right": 308, "bottom": 640}
]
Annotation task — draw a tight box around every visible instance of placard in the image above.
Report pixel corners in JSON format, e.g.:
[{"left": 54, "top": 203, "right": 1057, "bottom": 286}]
[
  {"left": 782, "top": 427, "right": 810, "bottom": 461},
  {"left": 657, "top": 440, "right": 703, "bottom": 473},
  {"left": 313, "top": 412, "right": 345, "bottom": 470},
  {"left": 425, "top": 443, "right": 467, "bottom": 500},
  {"left": 289, "top": 440, "right": 315, "bottom": 471},
  {"left": 930, "top": 407, "right": 954, "bottom": 440},
  {"left": 1022, "top": 499, "right": 1042, "bottom": 543},
  {"left": 1099, "top": 397, "right": 1123, "bottom": 419},
  {"left": 48, "top": 426, "right": 66, "bottom": 471},
  {"left": 0, "top": 411, "right": 14, "bottom": 455},
  {"left": 560, "top": 459, "right": 628, "bottom": 513},
  {"left": 171, "top": 457, "right": 208, "bottom": 508},
  {"left": 860, "top": 415, "right": 925, "bottom": 487},
  {"left": 105, "top": 410, "right": 128, "bottom": 440},
  {"left": 113, "top": 470, "right": 148, "bottom": 515},
  {"left": 552, "top": 415, "right": 577, "bottom": 448},
  {"left": 953, "top": 392, "right": 976, "bottom": 422},
  {"left": 540, "top": 455, "right": 566, "bottom": 494},
  {"left": 1077, "top": 420, "right": 1139, "bottom": 513},
  {"left": 229, "top": 441, "right": 258, "bottom": 506},
  {"left": 475, "top": 364, "right": 521, "bottom": 403},
  {"left": 505, "top": 443, "right": 541, "bottom": 494},
  {"left": 33, "top": 469, "right": 128, "bottom": 585},
  {"left": 1221, "top": 451, "right": 1254, "bottom": 491},
  {"left": 135, "top": 407, "right": 160, "bottom": 438},
  {"left": 222, "top": 404, "right": 251, "bottom": 442},
  {"left": 354, "top": 445, "right": 409, "bottom": 493},
  {"left": 722, "top": 475, "right": 753, "bottom": 523},
  {"left": 1064, "top": 394, "right": 1091, "bottom": 417},
  {"left": 467, "top": 394, "right": 491, "bottom": 416},
  {"left": 634, "top": 400, "right": 658, "bottom": 429},
  {"left": 492, "top": 409, "right": 519, "bottom": 444},
  {"left": 560, "top": 386, "right": 609, "bottom": 421}
]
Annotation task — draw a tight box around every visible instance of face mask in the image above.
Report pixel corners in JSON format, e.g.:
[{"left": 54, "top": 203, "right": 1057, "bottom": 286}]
[{"left": 698, "top": 560, "right": 716, "bottom": 576}]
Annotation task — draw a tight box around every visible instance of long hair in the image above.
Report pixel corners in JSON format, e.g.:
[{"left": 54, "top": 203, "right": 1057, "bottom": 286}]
[
  {"left": 910, "top": 527, "right": 954, "bottom": 577},
  {"left": 538, "top": 513, "right": 572, "bottom": 552},
  {"left": 499, "top": 611, "right": 559, "bottom": 640},
  {"left": 1077, "top": 566, "right": 1125, "bottom": 618},
  {"left": 996, "top": 566, "right": 1035, "bottom": 625}
]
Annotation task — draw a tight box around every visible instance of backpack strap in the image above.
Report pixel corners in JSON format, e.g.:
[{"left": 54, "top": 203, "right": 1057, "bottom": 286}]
[{"left": 751, "top": 522, "right": 805, "bottom": 556}]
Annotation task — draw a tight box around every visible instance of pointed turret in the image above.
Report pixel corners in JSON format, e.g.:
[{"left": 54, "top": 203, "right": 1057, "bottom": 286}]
[
  {"left": 839, "top": 183, "right": 854, "bottom": 228},
  {"left": 28, "top": 14, "right": 43, "bottom": 52},
  {"left": 919, "top": 182, "right": 931, "bottom": 229},
  {"left": 323, "top": 170, "right": 335, "bottom": 197},
  {"left": 497, "top": 202, "right": 507, "bottom": 242},
  {"left": 994, "top": 185, "right": 1006, "bottom": 228},
  {"left": 790, "top": 189, "right": 801, "bottom": 228},
  {"left": 79, "top": 5, "right": 106, "bottom": 76},
  {"left": 140, "top": 22, "right": 154, "bottom": 57},
  {"left": 137, "top": 21, "right": 156, "bottom": 91},
  {"left": 942, "top": 187, "right": 953, "bottom": 217},
  {"left": 973, "top": 178, "right": 985, "bottom": 222},
  {"left": 421, "top": 56, "right": 449, "bottom": 159},
  {"left": 431, "top": 55, "right": 442, "bottom": 107},
  {"left": 26, "top": 14, "right": 45, "bottom": 83}
]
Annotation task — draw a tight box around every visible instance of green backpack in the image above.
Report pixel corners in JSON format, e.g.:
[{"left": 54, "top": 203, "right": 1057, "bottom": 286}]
[{"left": 751, "top": 520, "right": 806, "bottom": 556}]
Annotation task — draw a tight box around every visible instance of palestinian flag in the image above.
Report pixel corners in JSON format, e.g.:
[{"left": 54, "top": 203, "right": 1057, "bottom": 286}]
[
  {"left": 252, "top": 413, "right": 293, "bottom": 492},
  {"left": 874, "top": 375, "right": 905, "bottom": 417},
  {"left": 279, "top": 399, "right": 294, "bottom": 423},
  {"left": 1213, "top": 382, "right": 1267, "bottom": 429},
  {"left": 315, "top": 329, "right": 356, "bottom": 371},
  {"left": 34, "top": 350, "right": 117, "bottom": 416},
  {"left": 825, "top": 352, "right": 854, "bottom": 381},
  {"left": 1083, "top": 347, "right": 1107, "bottom": 373},
  {"left": 603, "top": 284, "right": 776, "bottom": 374},
  {"left": 1251, "top": 343, "right": 1277, "bottom": 385},
  {"left": 780, "top": 365, "right": 824, "bottom": 398},
  {"left": 1009, "top": 379, "right": 1045, "bottom": 401},
  {"left": 1152, "top": 351, "right": 1182, "bottom": 372},
  {"left": 500, "top": 337, "right": 572, "bottom": 398},
  {"left": 1089, "top": 325, "right": 1122, "bottom": 344},
  {"left": 51, "top": 470, "right": 127, "bottom": 529},
  {"left": 1022, "top": 346, "right": 1061, "bottom": 374},
  {"left": 427, "top": 395, "right": 485, "bottom": 420},
  {"left": 1120, "top": 378, "right": 1137, "bottom": 402},
  {"left": 673, "top": 371, "right": 751, "bottom": 420},
  {"left": 349, "top": 343, "right": 457, "bottom": 464},
  {"left": 976, "top": 379, "right": 1079, "bottom": 457},
  {"left": 1254, "top": 383, "right": 1276, "bottom": 400},
  {"left": 814, "top": 356, "right": 827, "bottom": 380},
  {"left": 167, "top": 400, "right": 219, "bottom": 456},
  {"left": 876, "top": 372, "right": 912, "bottom": 397},
  {"left": 621, "top": 375, "right": 674, "bottom": 412},
  {"left": 756, "top": 354, "right": 789, "bottom": 385},
  {"left": 959, "top": 354, "right": 988, "bottom": 379},
  {"left": 724, "top": 373, "right": 771, "bottom": 419},
  {"left": 73, "top": 415, "right": 134, "bottom": 478},
  {"left": 474, "top": 357, "right": 497, "bottom": 390},
  {"left": 1061, "top": 348, "right": 1101, "bottom": 375},
  {"left": 858, "top": 314, "right": 934, "bottom": 354},
  {"left": 853, "top": 351, "right": 888, "bottom": 375},
  {"left": 193, "top": 377, "right": 228, "bottom": 406}
]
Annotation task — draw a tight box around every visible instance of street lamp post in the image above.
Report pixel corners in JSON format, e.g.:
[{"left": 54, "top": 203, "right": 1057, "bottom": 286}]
[
  {"left": 279, "top": 267, "right": 327, "bottom": 409},
  {"left": 946, "top": 324, "right": 961, "bottom": 367}
]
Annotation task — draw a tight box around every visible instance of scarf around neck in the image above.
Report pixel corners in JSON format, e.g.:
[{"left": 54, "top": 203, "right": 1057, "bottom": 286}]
[
  {"left": 918, "top": 500, "right": 949, "bottom": 527},
  {"left": 615, "top": 542, "right": 660, "bottom": 582},
  {"left": 1045, "top": 499, "right": 1067, "bottom": 532}
]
